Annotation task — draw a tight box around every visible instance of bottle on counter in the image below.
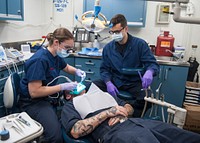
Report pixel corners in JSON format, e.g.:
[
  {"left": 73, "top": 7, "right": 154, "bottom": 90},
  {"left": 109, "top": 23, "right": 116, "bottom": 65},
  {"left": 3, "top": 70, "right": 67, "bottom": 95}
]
[
  {"left": 93, "top": 33, "right": 100, "bottom": 49},
  {"left": 190, "top": 45, "right": 197, "bottom": 62}
]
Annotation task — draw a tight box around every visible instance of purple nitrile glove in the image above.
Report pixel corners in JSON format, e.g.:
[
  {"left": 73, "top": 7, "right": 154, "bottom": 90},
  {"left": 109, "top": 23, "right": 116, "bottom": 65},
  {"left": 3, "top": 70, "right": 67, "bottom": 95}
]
[
  {"left": 75, "top": 69, "right": 86, "bottom": 79},
  {"left": 60, "top": 82, "right": 78, "bottom": 91},
  {"left": 142, "top": 69, "right": 154, "bottom": 89},
  {"left": 106, "top": 81, "right": 119, "bottom": 97}
]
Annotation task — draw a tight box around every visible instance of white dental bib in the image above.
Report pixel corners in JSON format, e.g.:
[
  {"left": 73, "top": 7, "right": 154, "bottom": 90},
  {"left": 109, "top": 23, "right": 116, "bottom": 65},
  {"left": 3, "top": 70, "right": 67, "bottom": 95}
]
[{"left": 73, "top": 83, "right": 118, "bottom": 119}]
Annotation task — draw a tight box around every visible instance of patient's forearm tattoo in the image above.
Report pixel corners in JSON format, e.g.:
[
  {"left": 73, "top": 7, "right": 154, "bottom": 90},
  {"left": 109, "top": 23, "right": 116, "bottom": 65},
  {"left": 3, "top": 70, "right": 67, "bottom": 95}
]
[
  {"left": 108, "top": 106, "right": 117, "bottom": 115},
  {"left": 72, "top": 110, "right": 109, "bottom": 138}
]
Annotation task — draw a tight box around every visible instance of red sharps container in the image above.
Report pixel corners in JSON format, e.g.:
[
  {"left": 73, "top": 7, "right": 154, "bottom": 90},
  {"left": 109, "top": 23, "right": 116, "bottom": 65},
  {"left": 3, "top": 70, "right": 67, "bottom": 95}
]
[{"left": 156, "top": 31, "right": 174, "bottom": 57}]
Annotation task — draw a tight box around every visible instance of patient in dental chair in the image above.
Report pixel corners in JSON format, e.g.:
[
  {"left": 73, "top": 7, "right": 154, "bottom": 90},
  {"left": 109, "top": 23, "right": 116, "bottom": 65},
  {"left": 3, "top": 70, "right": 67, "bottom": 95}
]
[{"left": 61, "top": 83, "right": 200, "bottom": 143}]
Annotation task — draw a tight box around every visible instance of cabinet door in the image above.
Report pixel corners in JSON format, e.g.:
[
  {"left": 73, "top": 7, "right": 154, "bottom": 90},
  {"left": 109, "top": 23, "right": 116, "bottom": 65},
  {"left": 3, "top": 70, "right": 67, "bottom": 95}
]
[
  {"left": 152, "top": 65, "right": 188, "bottom": 106},
  {"left": 0, "top": 0, "right": 23, "bottom": 20},
  {"left": 83, "top": 0, "right": 147, "bottom": 27},
  {"left": 161, "top": 65, "right": 188, "bottom": 107},
  {"left": 0, "top": 0, "right": 7, "bottom": 18},
  {"left": 151, "top": 65, "right": 188, "bottom": 121}
]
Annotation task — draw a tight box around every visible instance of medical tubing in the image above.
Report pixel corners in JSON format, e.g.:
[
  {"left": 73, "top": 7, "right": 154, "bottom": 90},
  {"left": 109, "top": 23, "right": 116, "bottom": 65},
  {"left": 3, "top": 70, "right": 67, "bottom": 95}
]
[
  {"left": 47, "top": 75, "right": 73, "bottom": 98},
  {"left": 149, "top": 91, "right": 154, "bottom": 117},
  {"left": 47, "top": 75, "right": 72, "bottom": 86},
  {"left": 161, "top": 106, "right": 165, "bottom": 122},
  {"left": 14, "top": 62, "right": 19, "bottom": 73},
  {"left": 5, "top": 62, "right": 12, "bottom": 75},
  {"left": 11, "top": 60, "right": 16, "bottom": 72},
  {"left": 11, "top": 60, "right": 19, "bottom": 73},
  {"left": 141, "top": 89, "right": 148, "bottom": 117},
  {"left": 149, "top": 104, "right": 154, "bottom": 117}
]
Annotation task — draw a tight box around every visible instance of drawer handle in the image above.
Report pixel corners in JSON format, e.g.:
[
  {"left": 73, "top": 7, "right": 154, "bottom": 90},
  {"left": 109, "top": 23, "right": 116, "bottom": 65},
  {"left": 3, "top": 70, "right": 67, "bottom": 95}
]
[
  {"left": 85, "top": 62, "right": 95, "bottom": 65},
  {"left": 85, "top": 79, "right": 92, "bottom": 82},
  {"left": 75, "top": 64, "right": 82, "bottom": 67},
  {"left": 85, "top": 71, "right": 94, "bottom": 74}
]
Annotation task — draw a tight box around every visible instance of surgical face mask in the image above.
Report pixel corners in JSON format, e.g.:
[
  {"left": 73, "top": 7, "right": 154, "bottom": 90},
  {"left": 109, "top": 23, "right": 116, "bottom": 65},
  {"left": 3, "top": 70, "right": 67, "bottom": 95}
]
[
  {"left": 112, "top": 33, "right": 123, "bottom": 42},
  {"left": 56, "top": 48, "right": 69, "bottom": 58}
]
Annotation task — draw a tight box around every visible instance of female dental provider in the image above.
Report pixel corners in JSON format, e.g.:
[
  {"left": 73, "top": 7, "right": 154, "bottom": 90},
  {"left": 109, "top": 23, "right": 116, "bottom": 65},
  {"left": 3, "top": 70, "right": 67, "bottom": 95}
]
[{"left": 18, "top": 27, "right": 86, "bottom": 143}]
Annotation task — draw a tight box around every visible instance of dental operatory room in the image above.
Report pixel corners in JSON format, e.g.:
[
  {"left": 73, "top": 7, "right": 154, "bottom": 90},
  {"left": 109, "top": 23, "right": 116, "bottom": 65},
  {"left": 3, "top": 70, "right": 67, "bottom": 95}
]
[{"left": 1, "top": 0, "right": 200, "bottom": 143}]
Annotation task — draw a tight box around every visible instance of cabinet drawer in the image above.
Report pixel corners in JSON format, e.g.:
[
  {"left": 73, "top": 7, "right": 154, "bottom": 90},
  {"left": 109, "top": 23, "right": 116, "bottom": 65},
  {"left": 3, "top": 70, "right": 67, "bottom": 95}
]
[
  {"left": 83, "top": 68, "right": 100, "bottom": 77},
  {"left": 75, "top": 58, "right": 101, "bottom": 68},
  {"left": 84, "top": 76, "right": 100, "bottom": 83}
]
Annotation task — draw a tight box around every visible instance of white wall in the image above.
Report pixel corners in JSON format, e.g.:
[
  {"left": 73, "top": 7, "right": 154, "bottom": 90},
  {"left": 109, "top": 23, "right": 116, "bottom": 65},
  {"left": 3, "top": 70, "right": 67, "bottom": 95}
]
[{"left": 0, "top": 0, "right": 200, "bottom": 64}]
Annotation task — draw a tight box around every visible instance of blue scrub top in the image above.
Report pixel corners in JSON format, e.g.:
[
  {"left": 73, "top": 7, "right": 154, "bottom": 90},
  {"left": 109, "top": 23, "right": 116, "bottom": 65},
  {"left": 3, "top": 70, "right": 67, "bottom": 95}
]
[
  {"left": 100, "top": 34, "right": 159, "bottom": 87},
  {"left": 19, "top": 48, "right": 66, "bottom": 98}
]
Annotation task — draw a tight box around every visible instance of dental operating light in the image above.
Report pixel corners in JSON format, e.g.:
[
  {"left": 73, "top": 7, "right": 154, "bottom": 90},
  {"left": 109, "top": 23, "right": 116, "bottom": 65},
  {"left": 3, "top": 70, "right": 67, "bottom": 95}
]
[{"left": 75, "top": 0, "right": 107, "bottom": 32}]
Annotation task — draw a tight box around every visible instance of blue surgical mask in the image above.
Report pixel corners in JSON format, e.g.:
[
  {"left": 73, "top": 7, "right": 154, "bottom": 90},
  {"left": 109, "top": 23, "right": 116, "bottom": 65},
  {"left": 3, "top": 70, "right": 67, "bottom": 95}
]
[
  {"left": 56, "top": 49, "right": 69, "bottom": 58},
  {"left": 112, "top": 33, "right": 123, "bottom": 42}
]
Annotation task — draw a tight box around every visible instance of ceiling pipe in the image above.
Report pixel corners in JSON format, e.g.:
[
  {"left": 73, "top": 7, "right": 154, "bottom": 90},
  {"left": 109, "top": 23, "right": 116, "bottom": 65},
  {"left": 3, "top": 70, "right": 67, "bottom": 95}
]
[
  {"left": 146, "top": 0, "right": 189, "bottom": 4},
  {"left": 146, "top": 0, "right": 200, "bottom": 25}
]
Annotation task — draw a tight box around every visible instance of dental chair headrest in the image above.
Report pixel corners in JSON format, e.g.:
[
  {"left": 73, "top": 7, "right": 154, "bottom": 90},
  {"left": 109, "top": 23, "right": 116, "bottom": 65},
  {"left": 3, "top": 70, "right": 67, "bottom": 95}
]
[{"left": 3, "top": 72, "right": 20, "bottom": 109}]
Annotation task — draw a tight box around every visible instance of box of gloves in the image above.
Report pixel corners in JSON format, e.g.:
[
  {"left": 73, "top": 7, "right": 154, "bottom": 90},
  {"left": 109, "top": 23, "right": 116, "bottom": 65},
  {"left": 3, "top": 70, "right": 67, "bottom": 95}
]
[{"left": 183, "top": 103, "right": 200, "bottom": 134}]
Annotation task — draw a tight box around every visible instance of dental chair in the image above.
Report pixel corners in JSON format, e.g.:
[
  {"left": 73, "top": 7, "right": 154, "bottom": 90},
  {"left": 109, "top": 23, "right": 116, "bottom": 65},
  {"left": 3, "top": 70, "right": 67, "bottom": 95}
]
[
  {"left": 3, "top": 72, "right": 20, "bottom": 114},
  {"left": 3, "top": 72, "right": 44, "bottom": 142}
]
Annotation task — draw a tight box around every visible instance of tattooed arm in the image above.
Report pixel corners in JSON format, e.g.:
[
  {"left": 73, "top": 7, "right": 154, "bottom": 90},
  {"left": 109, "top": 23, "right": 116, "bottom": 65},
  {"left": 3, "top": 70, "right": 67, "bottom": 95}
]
[
  {"left": 108, "top": 104, "right": 133, "bottom": 126},
  {"left": 70, "top": 105, "right": 128, "bottom": 139},
  {"left": 124, "top": 104, "right": 134, "bottom": 117}
]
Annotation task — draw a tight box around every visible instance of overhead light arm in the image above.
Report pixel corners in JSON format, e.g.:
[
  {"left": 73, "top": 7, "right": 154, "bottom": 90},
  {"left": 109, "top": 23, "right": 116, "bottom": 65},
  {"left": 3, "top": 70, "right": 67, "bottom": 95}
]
[{"left": 75, "top": 0, "right": 107, "bottom": 33}]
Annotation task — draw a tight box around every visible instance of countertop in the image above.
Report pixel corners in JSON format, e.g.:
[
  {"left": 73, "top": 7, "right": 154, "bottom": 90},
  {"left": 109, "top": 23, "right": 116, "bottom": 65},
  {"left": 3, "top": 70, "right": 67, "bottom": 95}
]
[
  {"left": 0, "top": 53, "right": 190, "bottom": 72},
  {"left": 71, "top": 53, "right": 190, "bottom": 67}
]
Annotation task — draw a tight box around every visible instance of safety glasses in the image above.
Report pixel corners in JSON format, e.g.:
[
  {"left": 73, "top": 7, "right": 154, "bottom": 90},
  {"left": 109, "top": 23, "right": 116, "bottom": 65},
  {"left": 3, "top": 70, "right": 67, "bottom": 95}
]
[
  {"left": 109, "top": 27, "right": 124, "bottom": 35},
  {"left": 60, "top": 43, "right": 74, "bottom": 53}
]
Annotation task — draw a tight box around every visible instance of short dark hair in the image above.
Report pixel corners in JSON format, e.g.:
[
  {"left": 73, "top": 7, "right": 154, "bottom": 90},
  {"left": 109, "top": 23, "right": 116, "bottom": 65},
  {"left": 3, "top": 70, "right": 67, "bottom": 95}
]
[
  {"left": 47, "top": 27, "right": 74, "bottom": 46},
  {"left": 110, "top": 14, "right": 127, "bottom": 28}
]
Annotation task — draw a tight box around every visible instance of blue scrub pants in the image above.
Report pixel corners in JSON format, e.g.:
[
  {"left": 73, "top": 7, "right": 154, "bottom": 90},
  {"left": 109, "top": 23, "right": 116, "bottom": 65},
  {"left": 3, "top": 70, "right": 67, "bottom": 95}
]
[
  {"left": 20, "top": 100, "right": 63, "bottom": 143},
  {"left": 91, "top": 79, "right": 150, "bottom": 117},
  {"left": 102, "top": 118, "right": 200, "bottom": 143}
]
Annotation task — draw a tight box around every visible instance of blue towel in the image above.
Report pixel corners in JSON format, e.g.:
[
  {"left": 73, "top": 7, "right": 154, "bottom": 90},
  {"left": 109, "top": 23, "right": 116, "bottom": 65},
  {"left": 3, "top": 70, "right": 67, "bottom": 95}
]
[{"left": 78, "top": 47, "right": 102, "bottom": 56}]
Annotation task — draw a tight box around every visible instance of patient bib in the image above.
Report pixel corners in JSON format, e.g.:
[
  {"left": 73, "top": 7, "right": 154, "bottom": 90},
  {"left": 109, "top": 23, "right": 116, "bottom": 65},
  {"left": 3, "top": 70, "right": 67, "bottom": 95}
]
[{"left": 73, "top": 83, "right": 118, "bottom": 119}]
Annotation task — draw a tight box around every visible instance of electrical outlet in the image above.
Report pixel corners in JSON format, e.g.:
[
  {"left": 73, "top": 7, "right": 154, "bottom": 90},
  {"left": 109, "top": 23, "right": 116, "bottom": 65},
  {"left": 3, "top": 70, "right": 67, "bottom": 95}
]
[{"left": 186, "top": 3, "right": 194, "bottom": 16}]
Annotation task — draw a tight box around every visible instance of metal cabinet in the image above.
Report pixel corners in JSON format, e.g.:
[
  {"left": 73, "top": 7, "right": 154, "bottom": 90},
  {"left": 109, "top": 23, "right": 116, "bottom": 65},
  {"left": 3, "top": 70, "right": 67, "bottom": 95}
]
[
  {"left": 75, "top": 57, "right": 101, "bottom": 84},
  {"left": 83, "top": 0, "right": 147, "bottom": 27},
  {"left": 150, "top": 65, "right": 189, "bottom": 120},
  {"left": 0, "top": 0, "right": 24, "bottom": 21}
]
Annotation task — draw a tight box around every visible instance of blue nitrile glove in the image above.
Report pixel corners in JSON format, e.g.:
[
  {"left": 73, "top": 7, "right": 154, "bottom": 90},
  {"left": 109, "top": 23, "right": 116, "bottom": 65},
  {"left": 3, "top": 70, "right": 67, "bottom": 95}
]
[
  {"left": 106, "top": 81, "right": 119, "bottom": 97},
  {"left": 142, "top": 69, "right": 154, "bottom": 89},
  {"left": 75, "top": 69, "right": 86, "bottom": 79},
  {"left": 60, "top": 82, "right": 78, "bottom": 91}
]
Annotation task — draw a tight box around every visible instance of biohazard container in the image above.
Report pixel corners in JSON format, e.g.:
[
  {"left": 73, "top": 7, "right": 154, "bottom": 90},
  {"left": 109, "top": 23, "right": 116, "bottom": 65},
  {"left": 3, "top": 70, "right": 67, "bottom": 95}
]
[{"left": 155, "top": 31, "right": 174, "bottom": 57}]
